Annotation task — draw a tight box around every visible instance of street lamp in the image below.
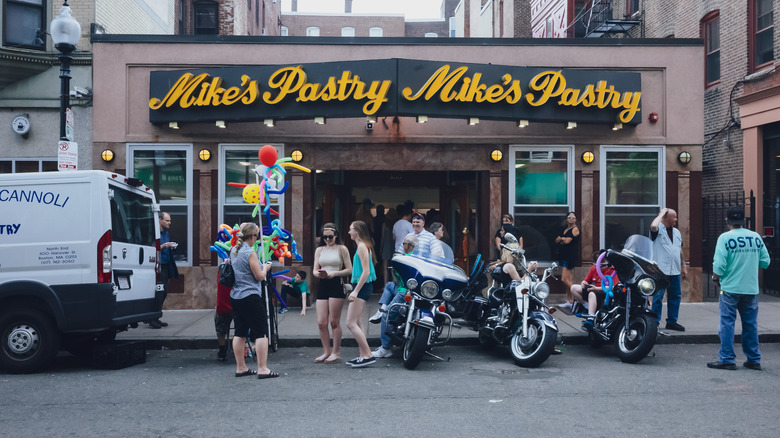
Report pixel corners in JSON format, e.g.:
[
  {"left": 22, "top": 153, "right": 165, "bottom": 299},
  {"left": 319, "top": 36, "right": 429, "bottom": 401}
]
[{"left": 50, "top": 1, "right": 81, "bottom": 141}]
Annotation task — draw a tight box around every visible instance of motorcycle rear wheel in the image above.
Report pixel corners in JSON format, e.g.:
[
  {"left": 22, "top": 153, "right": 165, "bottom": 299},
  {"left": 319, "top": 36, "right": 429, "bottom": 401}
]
[
  {"left": 614, "top": 313, "right": 658, "bottom": 363},
  {"left": 402, "top": 325, "right": 430, "bottom": 370},
  {"left": 509, "top": 319, "right": 557, "bottom": 368}
]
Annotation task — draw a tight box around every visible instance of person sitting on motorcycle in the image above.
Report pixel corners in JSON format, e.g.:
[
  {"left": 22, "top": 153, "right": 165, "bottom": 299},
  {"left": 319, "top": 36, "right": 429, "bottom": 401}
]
[
  {"left": 578, "top": 253, "right": 619, "bottom": 329},
  {"left": 488, "top": 241, "right": 537, "bottom": 282},
  {"left": 570, "top": 250, "right": 613, "bottom": 315}
]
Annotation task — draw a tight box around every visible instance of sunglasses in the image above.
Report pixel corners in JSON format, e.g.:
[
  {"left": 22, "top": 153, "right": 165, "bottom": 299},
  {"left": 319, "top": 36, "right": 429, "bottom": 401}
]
[{"left": 323, "top": 234, "right": 335, "bottom": 240}]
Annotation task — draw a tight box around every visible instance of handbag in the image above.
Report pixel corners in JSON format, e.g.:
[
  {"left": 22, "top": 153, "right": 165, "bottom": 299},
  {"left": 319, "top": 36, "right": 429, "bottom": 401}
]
[
  {"left": 343, "top": 282, "right": 353, "bottom": 296},
  {"left": 218, "top": 260, "right": 236, "bottom": 288}
]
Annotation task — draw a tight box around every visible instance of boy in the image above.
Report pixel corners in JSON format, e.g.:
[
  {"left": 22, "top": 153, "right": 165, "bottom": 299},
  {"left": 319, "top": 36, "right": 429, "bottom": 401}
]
[{"left": 280, "top": 271, "right": 310, "bottom": 315}]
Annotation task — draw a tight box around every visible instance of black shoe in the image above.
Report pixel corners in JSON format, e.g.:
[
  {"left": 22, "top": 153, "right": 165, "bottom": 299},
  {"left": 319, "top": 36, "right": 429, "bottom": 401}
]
[
  {"left": 707, "top": 361, "right": 737, "bottom": 370},
  {"left": 743, "top": 361, "right": 762, "bottom": 371},
  {"left": 665, "top": 322, "right": 685, "bottom": 331},
  {"left": 156, "top": 319, "right": 168, "bottom": 327},
  {"left": 147, "top": 320, "right": 162, "bottom": 329},
  {"left": 217, "top": 346, "right": 228, "bottom": 361}
]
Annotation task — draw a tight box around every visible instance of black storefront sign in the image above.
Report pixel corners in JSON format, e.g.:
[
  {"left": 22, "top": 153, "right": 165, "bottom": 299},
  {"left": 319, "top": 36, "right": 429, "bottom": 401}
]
[{"left": 149, "top": 58, "right": 642, "bottom": 125}]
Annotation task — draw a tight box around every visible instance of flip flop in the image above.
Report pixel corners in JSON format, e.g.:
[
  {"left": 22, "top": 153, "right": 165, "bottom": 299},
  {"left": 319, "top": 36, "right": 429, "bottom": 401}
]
[
  {"left": 235, "top": 369, "right": 257, "bottom": 377},
  {"left": 314, "top": 354, "right": 328, "bottom": 363},
  {"left": 257, "top": 370, "right": 280, "bottom": 379},
  {"left": 551, "top": 348, "right": 563, "bottom": 355},
  {"left": 324, "top": 355, "right": 341, "bottom": 364}
]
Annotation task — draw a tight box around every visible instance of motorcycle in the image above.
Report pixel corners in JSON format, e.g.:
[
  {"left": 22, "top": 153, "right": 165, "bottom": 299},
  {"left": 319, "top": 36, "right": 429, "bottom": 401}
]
[
  {"left": 388, "top": 251, "right": 472, "bottom": 370},
  {"left": 585, "top": 234, "right": 669, "bottom": 363},
  {"left": 449, "top": 233, "right": 560, "bottom": 367}
]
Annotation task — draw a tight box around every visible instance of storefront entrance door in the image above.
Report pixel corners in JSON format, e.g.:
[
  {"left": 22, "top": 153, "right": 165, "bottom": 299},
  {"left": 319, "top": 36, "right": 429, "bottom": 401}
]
[{"left": 441, "top": 184, "right": 471, "bottom": 272}]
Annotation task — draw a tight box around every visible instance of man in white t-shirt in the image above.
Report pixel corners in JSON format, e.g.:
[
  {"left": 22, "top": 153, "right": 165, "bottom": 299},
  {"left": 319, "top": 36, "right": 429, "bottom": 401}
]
[
  {"left": 408, "top": 212, "right": 444, "bottom": 258},
  {"left": 392, "top": 204, "right": 414, "bottom": 254}
]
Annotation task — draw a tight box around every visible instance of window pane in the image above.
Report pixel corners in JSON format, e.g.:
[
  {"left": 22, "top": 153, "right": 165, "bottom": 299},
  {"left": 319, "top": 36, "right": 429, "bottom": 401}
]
[
  {"left": 514, "top": 206, "right": 569, "bottom": 260},
  {"left": 0, "top": 161, "right": 11, "bottom": 174},
  {"left": 604, "top": 206, "right": 659, "bottom": 250},
  {"left": 163, "top": 205, "right": 189, "bottom": 263},
  {"left": 369, "top": 27, "right": 383, "bottom": 37},
  {"left": 756, "top": 28, "right": 774, "bottom": 65},
  {"left": 110, "top": 186, "right": 157, "bottom": 247},
  {"left": 41, "top": 161, "right": 57, "bottom": 172},
  {"left": 341, "top": 27, "right": 355, "bottom": 37},
  {"left": 514, "top": 151, "right": 568, "bottom": 205},
  {"left": 706, "top": 51, "right": 720, "bottom": 83},
  {"left": 133, "top": 150, "right": 188, "bottom": 202},
  {"left": 706, "top": 19, "right": 719, "bottom": 52},
  {"left": 4, "top": 3, "right": 42, "bottom": 47},
  {"left": 757, "top": 0, "right": 773, "bottom": 29},
  {"left": 605, "top": 151, "right": 658, "bottom": 205},
  {"left": 16, "top": 161, "right": 39, "bottom": 173}
]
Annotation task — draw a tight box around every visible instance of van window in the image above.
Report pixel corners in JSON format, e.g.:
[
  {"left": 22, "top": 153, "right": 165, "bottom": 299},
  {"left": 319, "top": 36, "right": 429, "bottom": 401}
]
[{"left": 110, "top": 186, "right": 156, "bottom": 246}]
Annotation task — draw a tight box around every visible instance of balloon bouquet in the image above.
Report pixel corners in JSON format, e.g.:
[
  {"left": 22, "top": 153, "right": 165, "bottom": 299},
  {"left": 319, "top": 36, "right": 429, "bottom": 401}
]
[{"left": 209, "top": 145, "right": 311, "bottom": 311}]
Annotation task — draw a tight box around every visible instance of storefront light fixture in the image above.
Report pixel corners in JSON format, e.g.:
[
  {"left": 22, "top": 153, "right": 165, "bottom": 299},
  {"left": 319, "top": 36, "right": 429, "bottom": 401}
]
[
  {"left": 264, "top": 119, "right": 274, "bottom": 127},
  {"left": 581, "top": 151, "right": 595, "bottom": 164},
  {"left": 216, "top": 120, "right": 226, "bottom": 128},
  {"left": 291, "top": 150, "right": 303, "bottom": 162},
  {"left": 517, "top": 119, "right": 529, "bottom": 128},
  {"left": 612, "top": 122, "right": 623, "bottom": 131},
  {"left": 314, "top": 117, "right": 326, "bottom": 125},
  {"left": 417, "top": 115, "right": 428, "bottom": 124},
  {"left": 468, "top": 117, "right": 479, "bottom": 126},
  {"left": 198, "top": 148, "right": 211, "bottom": 162},
  {"left": 168, "top": 122, "right": 179, "bottom": 129},
  {"left": 491, "top": 149, "right": 503, "bottom": 162},
  {"left": 366, "top": 115, "right": 377, "bottom": 123},
  {"left": 677, "top": 151, "right": 692, "bottom": 166},
  {"left": 567, "top": 121, "right": 577, "bottom": 129},
  {"left": 101, "top": 149, "right": 114, "bottom": 163}
]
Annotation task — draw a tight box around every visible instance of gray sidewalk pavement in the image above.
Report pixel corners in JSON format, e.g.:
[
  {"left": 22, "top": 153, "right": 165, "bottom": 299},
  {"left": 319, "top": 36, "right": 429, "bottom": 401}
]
[{"left": 118, "top": 293, "right": 780, "bottom": 350}]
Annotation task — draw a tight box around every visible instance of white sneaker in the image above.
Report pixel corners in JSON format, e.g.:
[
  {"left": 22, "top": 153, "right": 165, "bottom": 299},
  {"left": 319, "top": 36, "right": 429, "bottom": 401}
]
[
  {"left": 372, "top": 346, "right": 393, "bottom": 358},
  {"left": 557, "top": 302, "right": 573, "bottom": 310},
  {"left": 369, "top": 310, "right": 383, "bottom": 324}
]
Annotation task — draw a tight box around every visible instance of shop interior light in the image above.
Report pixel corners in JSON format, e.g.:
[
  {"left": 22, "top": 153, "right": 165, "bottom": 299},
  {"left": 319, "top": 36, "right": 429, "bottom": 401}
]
[
  {"left": 677, "top": 151, "right": 692, "bottom": 166},
  {"left": 314, "top": 117, "right": 326, "bottom": 125},
  {"left": 198, "top": 149, "right": 211, "bottom": 161},
  {"left": 468, "top": 117, "right": 479, "bottom": 126},
  {"left": 417, "top": 115, "right": 428, "bottom": 124},
  {"left": 168, "top": 122, "right": 179, "bottom": 129},
  {"left": 517, "top": 119, "right": 529, "bottom": 128},
  {"left": 567, "top": 121, "right": 577, "bottom": 129},
  {"left": 581, "top": 151, "right": 595, "bottom": 164},
  {"left": 612, "top": 122, "right": 623, "bottom": 131},
  {"left": 238, "top": 161, "right": 253, "bottom": 166},
  {"left": 216, "top": 120, "right": 226, "bottom": 128},
  {"left": 101, "top": 149, "right": 114, "bottom": 163},
  {"left": 264, "top": 119, "right": 275, "bottom": 127},
  {"left": 291, "top": 150, "right": 303, "bottom": 162},
  {"left": 491, "top": 149, "right": 503, "bottom": 162}
]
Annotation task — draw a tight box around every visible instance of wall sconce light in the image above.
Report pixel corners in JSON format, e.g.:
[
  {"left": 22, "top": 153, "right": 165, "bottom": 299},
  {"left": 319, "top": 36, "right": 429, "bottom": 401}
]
[
  {"left": 198, "top": 149, "right": 211, "bottom": 161},
  {"left": 215, "top": 120, "right": 226, "bottom": 128},
  {"left": 677, "top": 151, "right": 691, "bottom": 166},
  {"left": 168, "top": 122, "right": 179, "bottom": 129},
  {"left": 581, "top": 151, "right": 595, "bottom": 164},
  {"left": 612, "top": 122, "right": 623, "bottom": 131},
  {"left": 366, "top": 115, "right": 377, "bottom": 123},
  {"left": 101, "top": 149, "right": 114, "bottom": 163},
  {"left": 264, "top": 119, "right": 274, "bottom": 127},
  {"left": 567, "top": 121, "right": 577, "bottom": 129},
  {"left": 517, "top": 119, "right": 529, "bottom": 128},
  {"left": 314, "top": 117, "right": 326, "bottom": 125},
  {"left": 291, "top": 150, "right": 303, "bottom": 162},
  {"left": 417, "top": 115, "right": 428, "bottom": 124},
  {"left": 468, "top": 117, "right": 479, "bottom": 126},
  {"left": 491, "top": 149, "right": 503, "bottom": 162}
]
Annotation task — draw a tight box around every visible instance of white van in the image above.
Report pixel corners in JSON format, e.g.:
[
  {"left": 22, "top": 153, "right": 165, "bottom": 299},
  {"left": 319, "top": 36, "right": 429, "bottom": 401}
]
[{"left": 0, "top": 170, "right": 161, "bottom": 373}]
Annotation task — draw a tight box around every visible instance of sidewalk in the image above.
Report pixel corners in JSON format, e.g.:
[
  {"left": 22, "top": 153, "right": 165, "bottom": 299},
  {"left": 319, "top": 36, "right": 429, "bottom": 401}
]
[{"left": 117, "top": 294, "right": 780, "bottom": 350}]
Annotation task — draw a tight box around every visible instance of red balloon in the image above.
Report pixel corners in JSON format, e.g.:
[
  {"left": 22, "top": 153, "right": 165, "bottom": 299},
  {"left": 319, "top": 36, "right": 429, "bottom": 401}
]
[{"left": 258, "top": 145, "right": 278, "bottom": 167}]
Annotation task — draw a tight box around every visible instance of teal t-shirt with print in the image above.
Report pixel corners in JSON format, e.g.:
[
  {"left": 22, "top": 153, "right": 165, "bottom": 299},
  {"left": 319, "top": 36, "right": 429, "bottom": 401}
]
[{"left": 713, "top": 227, "right": 771, "bottom": 295}]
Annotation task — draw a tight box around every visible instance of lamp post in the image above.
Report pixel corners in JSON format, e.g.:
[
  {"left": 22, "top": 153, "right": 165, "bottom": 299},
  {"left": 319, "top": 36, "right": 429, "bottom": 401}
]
[{"left": 50, "top": 1, "right": 81, "bottom": 141}]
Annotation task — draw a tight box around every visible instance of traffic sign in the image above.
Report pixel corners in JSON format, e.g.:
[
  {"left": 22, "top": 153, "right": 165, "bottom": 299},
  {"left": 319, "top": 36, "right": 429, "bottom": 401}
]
[
  {"left": 65, "top": 108, "right": 74, "bottom": 141},
  {"left": 57, "top": 141, "right": 78, "bottom": 171}
]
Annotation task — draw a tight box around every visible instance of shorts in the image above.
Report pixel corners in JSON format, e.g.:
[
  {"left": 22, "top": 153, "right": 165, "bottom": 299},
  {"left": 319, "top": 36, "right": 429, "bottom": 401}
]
[
  {"left": 588, "top": 289, "right": 607, "bottom": 308},
  {"left": 230, "top": 294, "right": 268, "bottom": 340},
  {"left": 317, "top": 277, "right": 345, "bottom": 300},
  {"left": 559, "top": 260, "right": 575, "bottom": 269},
  {"left": 354, "top": 282, "right": 373, "bottom": 301},
  {"left": 214, "top": 312, "right": 233, "bottom": 336}
]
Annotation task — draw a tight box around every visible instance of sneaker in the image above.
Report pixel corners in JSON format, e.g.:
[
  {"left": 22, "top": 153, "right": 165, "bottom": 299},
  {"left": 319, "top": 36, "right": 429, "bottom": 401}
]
[
  {"left": 369, "top": 310, "right": 383, "bottom": 324},
  {"left": 743, "top": 361, "right": 762, "bottom": 371},
  {"left": 347, "top": 356, "right": 376, "bottom": 368},
  {"left": 371, "top": 346, "right": 393, "bottom": 358},
  {"left": 707, "top": 361, "right": 737, "bottom": 370},
  {"left": 557, "top": 301, "right": 573, "bottom": 310},
  {"left": 147, "top": 320, "right": 162, "bottom": 329},
  {"left": 581, "top": 319, "right": 594, "bottom": 330},
  {"left": 217, "top": 346, "right": 227, "bottom": 361},
  {"left": 665, "top": 322, "right": 685, "bottom": 331},
  {"left": 279, "top": 308, "right": 287, "bottom": 314}
]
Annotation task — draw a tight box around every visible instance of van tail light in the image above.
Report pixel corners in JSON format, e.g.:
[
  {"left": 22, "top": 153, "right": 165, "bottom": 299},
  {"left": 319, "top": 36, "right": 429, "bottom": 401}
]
[
  {"left": 97, "top": 230, "right": 112, "bottom": 283},
  {"left": 155, "top": 239, "right": 161, "bottom": 283}
]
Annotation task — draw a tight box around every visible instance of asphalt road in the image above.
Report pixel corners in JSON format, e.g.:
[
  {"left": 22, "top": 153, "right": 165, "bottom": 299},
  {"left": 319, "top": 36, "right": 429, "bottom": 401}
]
[{"left": 1, "top": 343, "right": 778, "bottom": 437}]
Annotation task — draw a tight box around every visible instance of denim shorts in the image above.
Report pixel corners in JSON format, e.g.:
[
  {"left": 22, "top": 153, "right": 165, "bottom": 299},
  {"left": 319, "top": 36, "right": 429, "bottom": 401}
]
[{"left": 354, "top": 282, "right": 373, "bottom": 301}]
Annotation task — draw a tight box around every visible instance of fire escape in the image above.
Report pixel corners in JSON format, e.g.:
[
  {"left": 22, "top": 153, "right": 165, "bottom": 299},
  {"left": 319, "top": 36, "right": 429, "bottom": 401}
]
[{"left": 582, "top": 0, "right": 641, "bottom": 38}]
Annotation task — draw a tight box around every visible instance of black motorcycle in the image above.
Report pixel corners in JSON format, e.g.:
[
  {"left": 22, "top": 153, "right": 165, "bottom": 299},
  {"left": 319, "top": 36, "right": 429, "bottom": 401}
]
[{"left": 585, "top": 234, "right": 669, "bottom": 363}]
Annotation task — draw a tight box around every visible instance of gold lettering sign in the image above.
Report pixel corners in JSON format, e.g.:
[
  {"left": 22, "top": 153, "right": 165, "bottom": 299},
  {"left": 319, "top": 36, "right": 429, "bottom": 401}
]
[
  {"left": 149, "top": 73, "right": 258, "bottom": 109},
  {"left": 402, "top": 65, "right": 523, "bottom": 104}
]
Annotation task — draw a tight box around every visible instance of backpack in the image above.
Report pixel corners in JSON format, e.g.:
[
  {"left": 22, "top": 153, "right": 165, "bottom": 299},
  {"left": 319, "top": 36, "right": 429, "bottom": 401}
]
[{"left": 218, "top": 259, "right": 235, "bottom": 288}]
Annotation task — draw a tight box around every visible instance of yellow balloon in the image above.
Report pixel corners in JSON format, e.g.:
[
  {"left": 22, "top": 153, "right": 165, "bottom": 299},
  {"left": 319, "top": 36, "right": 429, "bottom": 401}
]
[{"left": 242, "top": 184, "right": 261, "bottom": 204}]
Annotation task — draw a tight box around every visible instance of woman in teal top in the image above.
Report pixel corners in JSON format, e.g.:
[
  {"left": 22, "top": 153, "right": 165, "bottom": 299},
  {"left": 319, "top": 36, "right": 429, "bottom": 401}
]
[{"left": 344, "top": 220, "right": 377, "bottom": 367}]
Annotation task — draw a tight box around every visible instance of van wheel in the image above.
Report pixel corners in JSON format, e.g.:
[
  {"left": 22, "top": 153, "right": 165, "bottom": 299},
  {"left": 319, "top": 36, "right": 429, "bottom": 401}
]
[{"left": 0, "top": 308, "right": 60, "bottom": 374}]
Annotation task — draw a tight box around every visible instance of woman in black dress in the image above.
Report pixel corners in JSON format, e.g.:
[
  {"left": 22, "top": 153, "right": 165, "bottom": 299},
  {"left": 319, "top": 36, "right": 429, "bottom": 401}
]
[{"left": 555, "top": 211, "right": 580, "bottom": 311}]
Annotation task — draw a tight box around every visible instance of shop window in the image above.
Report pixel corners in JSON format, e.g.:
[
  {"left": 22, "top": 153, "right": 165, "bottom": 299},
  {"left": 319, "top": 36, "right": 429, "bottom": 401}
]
[
  {"left": 702, "top": 11, "right": 720, "bottom": 86},
  {"left": 509, "top": 146, "right": 574, "bottom": 261},
  {"left": 306, "top": 26, "right": 320, "bottom": 36},
  {"left": 750, "top": 0, "right": 774, "bottom": 73},
  {"left": 369, "top": 27, "right": 383, "bottom": 37},
  {"left": 0, "top": 159, "right": 57, "bottom": 173},
  {"left": 342, "top": 27, "right": 355, "bottom": 37},
  {"left": 194, "top": 1, "right": 219, "bottom": 35},
  {"left": 3, "top": 0, "right": 45, "bottom": 50},
  {"left": 128, "top": 145, "right": 193, "bottom": 266},
  {"left": 219, "top": 145, "right": 285, "bottom": 253},
  {"left": 600, "top": 147, "right": 664, "bottom": 251}
]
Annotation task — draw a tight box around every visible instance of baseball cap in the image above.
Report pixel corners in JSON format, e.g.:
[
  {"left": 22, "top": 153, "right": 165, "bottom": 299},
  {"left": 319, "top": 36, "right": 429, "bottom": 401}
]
[{"left": 726, "top": 206, "right": 744, "bottom": 225}]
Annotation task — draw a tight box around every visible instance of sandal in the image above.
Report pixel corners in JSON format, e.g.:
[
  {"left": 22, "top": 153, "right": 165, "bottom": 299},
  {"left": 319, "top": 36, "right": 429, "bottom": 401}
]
[
  {"left": 551, "top": 347, "right": 563, "bottom": 355},
  {"left": 324, "top": 354, "right": 341, "bottom": 364},
  {"left": 314, "top": 354, "right": 329, "bottom": 363},
  {"left": 235, "top": 369, "right": 257, "bottom": 377},
  {"left": 257, "top": 370, "right": 280, "bottom": 379}
]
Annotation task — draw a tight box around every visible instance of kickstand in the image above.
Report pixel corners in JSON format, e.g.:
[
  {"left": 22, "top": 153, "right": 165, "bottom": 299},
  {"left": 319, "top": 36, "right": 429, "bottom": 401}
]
[{"left": 425, "top": 351, "right": 449, "bottom": 361}]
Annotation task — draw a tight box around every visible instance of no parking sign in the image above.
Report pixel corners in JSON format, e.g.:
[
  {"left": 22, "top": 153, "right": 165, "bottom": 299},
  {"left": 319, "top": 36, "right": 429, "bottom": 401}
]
[{"left": 57, "top": 141, "right": 78, "bottom": 171}]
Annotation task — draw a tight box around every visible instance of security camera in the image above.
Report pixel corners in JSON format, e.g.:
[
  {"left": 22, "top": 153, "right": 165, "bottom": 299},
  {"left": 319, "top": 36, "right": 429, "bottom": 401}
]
[{"left": 366, "top": 121, "right": 374, "bottom": 131}]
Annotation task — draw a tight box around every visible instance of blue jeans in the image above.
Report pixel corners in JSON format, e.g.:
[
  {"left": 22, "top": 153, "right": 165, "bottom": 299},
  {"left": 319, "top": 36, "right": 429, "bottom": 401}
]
[
  {"left": 652, "top": 274, "right": 681, "bottom": 324},
  {"left": 718, "top": 292, "right": 760, "bottom": 364},
  {"left": 379, "top": 281, "right": 399, "bottom": 306},
  {"left": 380, "top": 294, "right": 406, "bottom": 349}
]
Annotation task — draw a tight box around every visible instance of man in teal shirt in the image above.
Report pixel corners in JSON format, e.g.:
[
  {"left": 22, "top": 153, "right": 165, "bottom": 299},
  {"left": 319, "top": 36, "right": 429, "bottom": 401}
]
[{"left": 708, "top": 206, "right": 771, "bottom": 371}]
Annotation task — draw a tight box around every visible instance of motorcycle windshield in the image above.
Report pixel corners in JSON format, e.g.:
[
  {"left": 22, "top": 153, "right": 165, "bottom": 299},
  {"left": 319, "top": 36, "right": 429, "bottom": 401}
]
[
  {"left": 393, "top": 252, "right": 469, "bottom": 291},
  {"left": 608, "top": 235, "right": 667, "bottom": 284}
]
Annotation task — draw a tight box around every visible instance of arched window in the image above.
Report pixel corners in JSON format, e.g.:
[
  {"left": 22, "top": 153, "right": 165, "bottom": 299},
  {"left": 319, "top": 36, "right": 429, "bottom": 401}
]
[
  {"left": 281, "top": 26, "right": 288, "bottom": 36},
  {"left": 369, "top": 27, "right": 383, "bottom": 37},
  {"left": 424, "top": 32, "right": 438, "bottom": 37},
  {"left": 341, "top": 27, "right": 355, "bottom": 37},
  {"left": 306, "top": 26, "right": 320, "bottom": 36}
]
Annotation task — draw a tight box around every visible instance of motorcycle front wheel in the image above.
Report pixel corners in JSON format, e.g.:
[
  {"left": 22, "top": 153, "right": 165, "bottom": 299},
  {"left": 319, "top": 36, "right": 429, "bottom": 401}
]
[
  {"left": 614, "top": 313, "right": 658, "bottom": 363},
  {"left": 402, "top": 325, "right": 430, "bottom": 370},
  {"left": 509, "top": 319, "right": 557, "bottom": 368}
]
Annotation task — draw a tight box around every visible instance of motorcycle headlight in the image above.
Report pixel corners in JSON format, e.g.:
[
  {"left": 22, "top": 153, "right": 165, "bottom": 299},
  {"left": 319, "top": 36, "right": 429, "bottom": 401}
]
[
  {"left": 638, "top": 277, "right": 656, "bottom": 296},
  {"left": 441, "top": 289, "right": 462, "bottom": 301},
  {"left": 406, "top": 278, "right": 418, "bottom": 291},
  {"left": 420, "top": 280, "right": 439, "bottom": 299},
  {"left": 533, "top": 282, "right": 550, "bottom": 300}
]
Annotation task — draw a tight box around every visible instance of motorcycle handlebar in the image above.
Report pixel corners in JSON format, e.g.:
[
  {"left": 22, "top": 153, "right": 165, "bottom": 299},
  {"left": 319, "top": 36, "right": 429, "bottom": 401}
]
[{"left": 499, "top": 243, "right": 525, "bottom": 255}]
